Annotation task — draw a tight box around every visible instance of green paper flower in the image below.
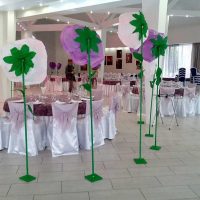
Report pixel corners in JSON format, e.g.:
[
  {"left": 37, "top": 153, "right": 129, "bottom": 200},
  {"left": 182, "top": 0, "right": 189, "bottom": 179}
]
[
  {"left": 151, "top": 35, "right": 168, "bottom": 58},
  {"left": 130, "top": 11, "right": 148, "bottom": 41},
  {"left": 75, "top": 27, "right": 101, "bottom": 53},
  {"left": 3, "top": 44, "right": 36, "bottom": 77}
]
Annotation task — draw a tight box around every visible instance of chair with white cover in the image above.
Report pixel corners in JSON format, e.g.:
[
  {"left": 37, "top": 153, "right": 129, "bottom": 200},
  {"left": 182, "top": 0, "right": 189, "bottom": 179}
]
[
  {"left": 159, "top": 87, "right": 176, "bottom": 117},
  {"left": 176, "top": 86, "right": 196, "bottom": 117},
  {"left": 103, "top": 94, "right": 120, "bottom": 139},
  {"left": 51, "top": 102, "right": 79, "bottom": 157},
  {"left": 7, "top": 102, "right": 38, "bottom": 156},
  {"left": 0, "top": 118, "right": 3, "bottom": 150},
  {"left": 77, "top": 100, "right": 105, "bottom": 150},
  {"left": 121, "top": 85, "right": 130, "bottom": 111},
  {"left": 0, "top": 114, "right": 11, "bottom": 149},
  {"left": 92, "top": 89, "right": 103, "bottom": 101}
]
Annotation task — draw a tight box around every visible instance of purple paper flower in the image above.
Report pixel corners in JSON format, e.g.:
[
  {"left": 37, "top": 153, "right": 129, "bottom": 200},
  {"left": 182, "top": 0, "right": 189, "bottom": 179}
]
[
  {"left": 131, "top": 29, "right": 164, "bottom": 63},
  {"left": 60, "top": 25, "right": 104, "bottom": 69},
  {"left": 49, "top": 62, "right": 56, "bottom": 69},
  {"left": 57, "top": 63, "right": 62, "bottom": 70}
]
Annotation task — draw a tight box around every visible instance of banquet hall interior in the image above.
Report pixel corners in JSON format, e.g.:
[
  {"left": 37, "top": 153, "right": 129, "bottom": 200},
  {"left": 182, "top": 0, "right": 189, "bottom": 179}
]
[{"left": 1, "top": 0, "right": 200, "bottom": 199}]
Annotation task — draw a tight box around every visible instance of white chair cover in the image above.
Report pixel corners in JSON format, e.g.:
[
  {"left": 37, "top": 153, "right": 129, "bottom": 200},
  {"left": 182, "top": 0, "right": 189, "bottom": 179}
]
[
  {"left": 121, "top": 85, "right": 130, "bottom": 111},
  {"left": 103, "top": 94, "right": 120, "bottom": 139},
  {"left": 51, "top": 102, "right": 79, "bottom": 157},
  {"left": 159, "top": 87, "right": 175, "bottom": 117},
  {"left": 92, "top": 89, "right": 103, "bottom": 101},
  {"left": 0, "top": 115, "right": 11, "bottom": 149},
  {"left": 7, "top": 102, "right": 38, "bottom": 156},
  {"left": 183, "top": 87, "right": 196, "bottom": 117},
  {"left": 77, "top": 100, "right": 105, "bottom": 150}
]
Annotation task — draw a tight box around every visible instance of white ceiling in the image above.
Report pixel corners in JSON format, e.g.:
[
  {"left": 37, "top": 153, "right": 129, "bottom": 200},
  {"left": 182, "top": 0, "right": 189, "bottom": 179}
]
[{"left": 3, "top": 0, "right": 199, "bottom": 32}]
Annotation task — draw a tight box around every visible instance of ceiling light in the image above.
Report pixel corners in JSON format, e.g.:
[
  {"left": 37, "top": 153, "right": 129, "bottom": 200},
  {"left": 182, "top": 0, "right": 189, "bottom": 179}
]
[
  {"left": 169, "top": 14, "right": 174, "bottom": 17},
  {"left": 21, "top": 7, "right": 25, "bottom": 10},
  {"left": 56, "top": 19, "right": 60, "bottom": 22},
  {"left": 185, "top": 15, "right": 189, "bottom": 18},
  {"left": 39, "top": 3, "right": 43, "bottom": 7},
  {"left": 60, "top": 0, "right": 63, "bottom": 2},
  {"left": 110, "top": 30, "right": 113, "bottom": 33},
  {"left": 90, "top": 10, "right": 93, "bottom": 14},
  {"left": 17, "top": 22, "right": 20, "bottom": 25},
  {"left": 67, "top": 21, "right": 70, "bottom": 24},
  {"left": 108, "top": 11, "right": 110, "bottom": 15}
]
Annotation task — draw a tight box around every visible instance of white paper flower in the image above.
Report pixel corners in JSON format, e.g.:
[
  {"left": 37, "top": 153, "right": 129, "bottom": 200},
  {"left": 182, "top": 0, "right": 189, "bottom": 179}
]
[{"left": 0, "top": 38, "right": 47, "bottom": 85}]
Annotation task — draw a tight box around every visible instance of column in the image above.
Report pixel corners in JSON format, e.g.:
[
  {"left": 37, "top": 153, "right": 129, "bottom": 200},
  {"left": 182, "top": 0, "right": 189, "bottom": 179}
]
[
  {"left": 142, "top": 0, "right": 168, "bottom": 123},
  {"left": 96, "top": 29, "right": 107, "bottom": 81},
  {"left": 21, "top": 31, "right": 33, "bottom": 39},
  {"left": 0, "top": 11, "right": 16, "bottom": 104}
]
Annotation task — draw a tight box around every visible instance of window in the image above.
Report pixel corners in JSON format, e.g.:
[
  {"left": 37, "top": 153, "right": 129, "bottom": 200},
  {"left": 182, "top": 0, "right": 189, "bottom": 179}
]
[{"left": 163, "top": 44, "right": 192, "bottom": 78}]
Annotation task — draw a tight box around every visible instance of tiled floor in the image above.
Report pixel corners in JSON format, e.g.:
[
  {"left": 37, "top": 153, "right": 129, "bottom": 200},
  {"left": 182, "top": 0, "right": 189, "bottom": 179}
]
[{"left": 1, "top": 102, "right": 200, "bottom": 199}]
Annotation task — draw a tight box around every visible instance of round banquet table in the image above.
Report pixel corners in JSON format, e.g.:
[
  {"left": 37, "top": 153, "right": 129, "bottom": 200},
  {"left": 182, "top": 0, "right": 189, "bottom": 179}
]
[{"left": 3, "top": 95, "right": 86, "bottom": 116}]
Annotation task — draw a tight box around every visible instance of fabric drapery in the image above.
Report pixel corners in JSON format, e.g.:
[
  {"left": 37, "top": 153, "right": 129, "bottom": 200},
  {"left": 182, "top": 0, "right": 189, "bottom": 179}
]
[{"left": 192, "top": 43, "right": 200, "bottom": 72}]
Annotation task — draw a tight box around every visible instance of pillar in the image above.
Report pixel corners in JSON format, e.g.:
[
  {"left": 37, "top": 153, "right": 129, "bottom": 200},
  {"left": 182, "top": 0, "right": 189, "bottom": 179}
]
[
  {"left": 0, "top": 11, "right": 16, "bottom": 103},
  {"left": 142, "top": 0, "right": 168, "bottom": 123},
  {"left": 96, "top": 29, "right": 107, "bottom": 81}
]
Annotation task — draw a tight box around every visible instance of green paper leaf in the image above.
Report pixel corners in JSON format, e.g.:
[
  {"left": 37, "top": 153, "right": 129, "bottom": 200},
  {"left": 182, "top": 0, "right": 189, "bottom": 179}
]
[
  {"left": 130, "top": 11, "right": 148, "bottom": 41},
  {"left": 133, "top": 52, "right": 143, "bottom": 62},
  {"left": 150, "top": 78, "right": 156, "bottom": 88},
  {"left": 3, "top": 44, "right": 37, "bottom": 77},
  {"left": 82, "top": 83, "right": 91, "bottom": 92},
  {"left": 156, "top": 77, "right": 162, "bottom": 86},
  {"left": 138, "top": 70, "right": 144, "bottom": 79},
  {"left": 74, "top": 27, "right": 102, "bottom": 54},
  {"left": 155, "top": 67, "right": 162, "bottom": 86},
  {"left": 90, "top": 71, "right": 96, "bottom": 78}
]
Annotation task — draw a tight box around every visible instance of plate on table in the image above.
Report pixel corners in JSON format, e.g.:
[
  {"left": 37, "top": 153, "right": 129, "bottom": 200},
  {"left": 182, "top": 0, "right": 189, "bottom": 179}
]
[{"left": 55, "top": 100, "right": 67, "bottom": 105}]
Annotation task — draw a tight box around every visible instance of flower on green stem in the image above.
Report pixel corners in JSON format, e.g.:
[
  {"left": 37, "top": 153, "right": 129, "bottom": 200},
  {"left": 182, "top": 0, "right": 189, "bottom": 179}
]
[
  {"left": 75, "top": 27, "right": 101, "bottom": 53},
  {"left": 151, "top": 35, "right": 168, "bottom": 58},
  {"left": 130, "top": 11, "right": 148, "bottom": 41},
  {"left": 3, "top": 44, "right": 36, "bottom": 77}
]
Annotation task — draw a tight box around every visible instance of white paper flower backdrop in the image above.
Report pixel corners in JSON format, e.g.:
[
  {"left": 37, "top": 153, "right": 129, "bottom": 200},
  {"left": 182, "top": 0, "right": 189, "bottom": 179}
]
[
  {"left": 118, "top": 12, "right": 149, "bottom": 49},
  {"left": 0, "top": 38, "right": 47, "bottom": 85}
]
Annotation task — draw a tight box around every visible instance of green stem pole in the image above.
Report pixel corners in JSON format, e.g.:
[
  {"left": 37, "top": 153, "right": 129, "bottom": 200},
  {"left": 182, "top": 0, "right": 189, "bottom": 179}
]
[
  {"left": 146, "top": 87, "right": 154, "bottom": 136},
  {"left": 22, "top": 68, "right": 29, "bottom": 176},
  {"left": 85, "top": 39, "right": 102, "bottom": 182},
  {"left": 88, "top": 43, "right": 95, "bottom": 175},
  {"left": 139, "top": 35, "right": 143, "bottom": 159},
  {"left": 134, "top": 28, "right": 147, "bottom": 164},
  {"left": 19, "top": 61, "right": 36, "bottom": 182},
  {"left": 150, "top": 53, "right": 161, "bottom": 151}
]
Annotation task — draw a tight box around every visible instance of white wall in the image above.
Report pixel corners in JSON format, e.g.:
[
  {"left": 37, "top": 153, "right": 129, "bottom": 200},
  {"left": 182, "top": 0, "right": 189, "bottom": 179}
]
[
  {"left": 32, "top": 22, "right": 200, "bottom": 76},
  {"left": 168, "top": 23, "right": 200, "bottom": 45},
  {"left": 105, "top": 47, "right": 139, "bottom": 74}
]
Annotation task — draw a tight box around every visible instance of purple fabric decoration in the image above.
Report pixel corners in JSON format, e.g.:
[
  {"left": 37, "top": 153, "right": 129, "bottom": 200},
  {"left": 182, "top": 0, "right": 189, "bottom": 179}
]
[
  {"left": 49, "top": 62, "right": 56, "bottom": 69},
  {"left": 131, "top": 29, "right": 164, "bottom": 63},
  {"left": 60, "top": 25, "right": 104, "bottom": 69}
]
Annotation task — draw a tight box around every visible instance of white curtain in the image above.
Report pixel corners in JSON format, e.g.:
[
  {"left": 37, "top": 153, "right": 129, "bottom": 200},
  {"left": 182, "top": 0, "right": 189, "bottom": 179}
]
[{"left": 163, "top": 44, "right": 192, "bottom": 78}]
